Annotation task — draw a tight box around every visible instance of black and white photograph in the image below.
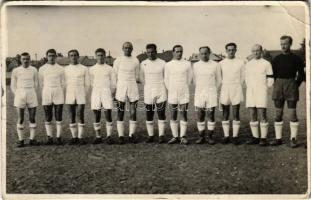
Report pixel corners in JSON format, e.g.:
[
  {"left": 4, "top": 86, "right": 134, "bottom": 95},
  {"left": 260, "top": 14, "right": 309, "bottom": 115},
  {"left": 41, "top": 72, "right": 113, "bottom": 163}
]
[{"left": 1, "top": 1, "right": 310, "bottom": 199}]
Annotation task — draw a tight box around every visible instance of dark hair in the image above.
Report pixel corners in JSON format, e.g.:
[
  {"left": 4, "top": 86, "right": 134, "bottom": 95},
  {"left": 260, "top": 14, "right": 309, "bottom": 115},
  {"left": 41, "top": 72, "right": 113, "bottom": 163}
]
[
  {"left": 280, "top": 35, "right": 293, "bottom": 44},
  {"left": 146, "top": 43, "right": 157, "bottom": 50},
  {"left": 21, "top": 52, "right": 30, "bottom": 57},
  {"left": 46, "top": 49, "right": 57, "bottom": 56},
  {"left": 199, "top": 46, "right": 211, "bottom": 53},
  {"left": 172, "top": 44, "right": 183, "bottom": 52},
  {"left": 225, "top": 43, "right": 237, "bottom": 50},
  {"left": 68, "top": 49, "right": 79, "bottom": 57},
  {"left": 123, "top": 42, "right": 133, "bottom": 48},
  {"left": 95, "top": 48, "right": 106, "bottom": 55}
]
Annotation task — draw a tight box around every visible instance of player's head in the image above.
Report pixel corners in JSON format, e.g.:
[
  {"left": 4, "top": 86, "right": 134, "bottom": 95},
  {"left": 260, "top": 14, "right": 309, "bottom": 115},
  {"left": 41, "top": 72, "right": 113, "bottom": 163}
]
[
  {"left": 95, "top": 48, "right": 106, "bottom": 64},
  {"left": 251, "top": 44, "right": 263, "bottom": 59},
  {"left": 225, "top": 43, "right": 237, "bottom": 59},
  {"left": 199, "top": 46, "right": 211, "bottom": 62},
  {"left": 68, "top": 49, "right": 79, "bottom": 65},
  {"left": 20, "top": 52, "right": 31, "bottom": 67},
  {"left": 280, "top": 35, "right": 292, "bottom": 53},
  {"left": 46, "top": 49, "right": 57, "bottom": 64},
  {"left": 146, "top": 43, "right": 157, "bottom": 60},
  {"left": 122, "top": 42, "right": 133, "bottom": 57},
  {"left": 172, "top": 45, "right": 183, "bottom": 60}
]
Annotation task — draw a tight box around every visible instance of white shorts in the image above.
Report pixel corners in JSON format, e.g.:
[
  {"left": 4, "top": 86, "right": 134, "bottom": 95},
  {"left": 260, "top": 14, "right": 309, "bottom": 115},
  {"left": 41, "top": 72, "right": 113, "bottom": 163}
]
[
  {"left": 65, "top": 86, "right": 86, "bottom": 105},
  {"left": 42, "top": 87, "right": 64, "bottom": 105},
  {"left": 144, "top": 84, "right": 167, "bottom": 105},
  {"left": 194, "top": 87, "right": 217, "bottom": 108},
  {"left": 246, "top": 85, "right": 268, "bottom": 108},
  {"left": 115, "top": 82, "right": 139, "bottom": 103},
  {"left": 168, "top": 86, "right": 190, "bottom": 105},
  {"left": 91, "top": 88, "right": 113, "bottom": 110},
  {"left": 220, "top": 84, "right": 244, "bottom": 106},
  {"left": 14, "top": 88, "right": 38, "bottom": 108}
]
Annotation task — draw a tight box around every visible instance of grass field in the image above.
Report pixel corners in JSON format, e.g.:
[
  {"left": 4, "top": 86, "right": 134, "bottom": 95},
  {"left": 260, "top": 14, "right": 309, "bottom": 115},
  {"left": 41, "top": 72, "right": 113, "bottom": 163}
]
[{"left": 5, "top": 84, "right": 308, "bottom": 194}]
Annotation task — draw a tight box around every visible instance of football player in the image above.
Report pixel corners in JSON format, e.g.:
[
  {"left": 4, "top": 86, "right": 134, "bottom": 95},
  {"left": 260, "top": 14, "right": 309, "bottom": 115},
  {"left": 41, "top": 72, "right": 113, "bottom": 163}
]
[
  {"left": 113, "top": 42, "right": 140, "bottom": 144},
  {"left": 193, "top": 46, "right": 221, "bottom": 145},
  {"left": 64, "top": 49, "right": 90, "bottom": 145},
  {"left": 39, "top": 49, "right": 65, "bottom": 145},
  {"left": 11, "top": 52, "right": 39, "bottom": 147},
  {"left": 164, "top": 45, "right": 192, "bottom": 145},
  {"left": 140, "top": 44, "right": 167, "bottom": 143},
  {"left": 89, "top": 48, "right": 116, "bottom": 144},
  {"left": 245, "top": 44, "right": 274, "bottom": 146},
  {"left": 271, "top": 35, "right": 305, "bottom": 148},
  {"left": 219, "top": 43, "right": 245, "bottom": 145}
]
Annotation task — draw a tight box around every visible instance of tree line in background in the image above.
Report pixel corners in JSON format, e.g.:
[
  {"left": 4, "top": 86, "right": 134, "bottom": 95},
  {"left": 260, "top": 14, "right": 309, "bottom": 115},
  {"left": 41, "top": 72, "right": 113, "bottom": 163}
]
[{"left": 5, "top": 39, "right": 306, "bottom": 72}]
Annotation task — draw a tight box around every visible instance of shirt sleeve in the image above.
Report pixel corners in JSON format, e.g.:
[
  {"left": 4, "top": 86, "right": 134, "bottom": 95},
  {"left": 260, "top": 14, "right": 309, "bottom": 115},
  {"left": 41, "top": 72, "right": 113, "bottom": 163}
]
[
  {"left": 266, "top": 62, "right": 274, "bottom": 87},
  {"left": 112, "top": 58, "right": 119, "bottom": 82},
  {"left": 84, "top": 67, "right": 91, "bottom": 91},
  {"left": 89, "top": 68, "right": 94, "bottom": 87},
  {"left": 110, "top": 68, "right": 117, "bottom": 92},
  {"left": 216, "top": 63, "right": 222, "bottom": 89},
  {"left": 33, "top": 68, "right": 39, "bottom": 90},
  {"left": 60, "top": 68, "right": 65, "bottom": 89},
  {"left": 64, "top": 67, "right": 68, "bottom": 87},
  {"left": 296, "top": 56, "right": 305, "bottom": 87},
  {"left": 135, "top": 60, "right": 140, "bottom": 83},
  {"left": 271, "top": 57, "right": 278, "bottom": 79},
  {"left": 38, "top": 67, "right": 44, "bottom": 89},
  {"left": 240, "top": 61, "right": 246, "bottom": 85},
  {"left": 192, "top": 65, "right": 196, "bottom": 85},
  {"left": 139, "top": 63, "right": 145, "bottom": 85},
  {"left": 187, "top": 63, "right": 193, "bottom": 85},
  {"left": 164, "top": 63, "right": 169, "bottom": 89},
  {"left": 10, "top": 69, "right": 17, "bottom": 94}
]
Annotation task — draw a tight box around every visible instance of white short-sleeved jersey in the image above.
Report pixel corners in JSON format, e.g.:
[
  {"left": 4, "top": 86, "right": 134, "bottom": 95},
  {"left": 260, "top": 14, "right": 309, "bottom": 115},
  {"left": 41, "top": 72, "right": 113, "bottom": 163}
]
[
  {"left": 140, "top": 58, "right": 167, "bottom": 104},
  {"left": 64, "top": 64, "right": 90, "bottom": 104},
  {"left": 113, "top": 56, "right": 140, "bottom": 102},
  {"left": 164, "top": 59, "right": 192, "bottom": 104},
  {"left": 89, "top": 63, "right": 116, "bottom": 109},
  {"left": 11, "top": 66, "right": 39, "bottom": 108},
  {"left": 219, "top": 58, "right": 245, "bottom": 105},
  {"left": 245, "top": 58, "right": 274, "bottom": 108},
  {"left": 193, "top": 60, "right": 221, "bottom": 108}
]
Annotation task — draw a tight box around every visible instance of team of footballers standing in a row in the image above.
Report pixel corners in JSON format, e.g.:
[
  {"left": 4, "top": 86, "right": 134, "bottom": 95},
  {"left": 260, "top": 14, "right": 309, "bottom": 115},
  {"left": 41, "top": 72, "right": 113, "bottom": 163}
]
[{"left": 10, "top": 35, "right": 305, "bottom": 148}]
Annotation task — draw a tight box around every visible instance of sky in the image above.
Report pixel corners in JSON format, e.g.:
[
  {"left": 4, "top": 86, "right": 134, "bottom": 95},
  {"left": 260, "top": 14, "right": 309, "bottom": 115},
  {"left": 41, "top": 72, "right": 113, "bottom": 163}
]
[{"left": 3, "top": 3, "right": 307, "bottom": 60}]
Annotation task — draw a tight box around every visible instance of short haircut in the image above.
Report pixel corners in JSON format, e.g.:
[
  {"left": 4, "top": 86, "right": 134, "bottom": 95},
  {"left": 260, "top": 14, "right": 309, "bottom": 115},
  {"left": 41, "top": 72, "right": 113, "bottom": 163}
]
[
  {"left": 123, "top": 42, "right": 133, "bottom": 48},
  {"left": 225, "top": 42, "right": 237, "bottom": 50},
  {"left": 95, "top": 48, "right": 106, "bottom": 55},
  {"left": 68, "top": 49, "right": 79, "bottom": 57},
  {"left": 199, "top": 46, "right": 211, "bottom": 53},
  {"left": 46, "top": 49, "right": 57, "bottom": 56},
  {"left": 172, "top": 44, "right": 183, "bottom": 52},
  {"left": 280, "top": 35, "right": 293, "bottom": 44},
  {"left": 146, "top": 43, "right": 157, "bottom": 50},
  {"left": 21, "top": 52, "right": 30, "bottom": 57}
]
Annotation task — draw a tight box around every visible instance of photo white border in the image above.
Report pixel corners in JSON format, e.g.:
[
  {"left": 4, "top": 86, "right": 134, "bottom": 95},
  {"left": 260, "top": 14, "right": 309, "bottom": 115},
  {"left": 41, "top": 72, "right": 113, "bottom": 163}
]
[{"left": 1, "top": 1, "right": 310, "bottom": 200}]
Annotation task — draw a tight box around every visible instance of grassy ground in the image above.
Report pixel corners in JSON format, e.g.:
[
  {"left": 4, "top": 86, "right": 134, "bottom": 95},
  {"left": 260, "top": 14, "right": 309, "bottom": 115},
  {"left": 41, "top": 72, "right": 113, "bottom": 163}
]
[{"left": 5, "top": 84, "right": 308, "bottom": 194}]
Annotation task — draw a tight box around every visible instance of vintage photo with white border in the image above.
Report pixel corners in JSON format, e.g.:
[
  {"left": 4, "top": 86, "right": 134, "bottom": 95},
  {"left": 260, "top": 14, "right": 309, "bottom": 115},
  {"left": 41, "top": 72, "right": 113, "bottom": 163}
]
[{"left": 0, "top": 1, "right": 310, "bottom": 199}]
